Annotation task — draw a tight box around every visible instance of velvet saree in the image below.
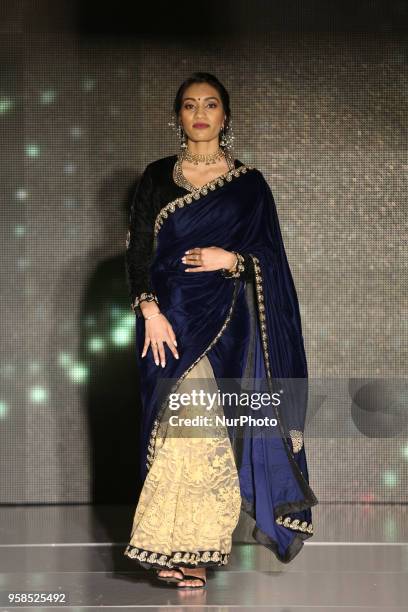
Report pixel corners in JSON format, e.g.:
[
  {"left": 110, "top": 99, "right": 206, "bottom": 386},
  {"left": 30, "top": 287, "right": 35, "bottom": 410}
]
[{"left": 124, "top": 162, "right": 318, "bottom": 568}]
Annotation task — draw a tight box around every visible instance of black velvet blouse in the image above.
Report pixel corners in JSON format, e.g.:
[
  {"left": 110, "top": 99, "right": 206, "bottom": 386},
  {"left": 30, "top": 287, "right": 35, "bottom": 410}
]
[{"left": 125, "top": 154, "right": 255, "bottom": 313}]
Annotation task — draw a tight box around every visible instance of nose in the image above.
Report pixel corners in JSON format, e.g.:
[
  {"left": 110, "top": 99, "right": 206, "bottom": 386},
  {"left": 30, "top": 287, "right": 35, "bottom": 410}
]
[{"left": 194, "top": 106, "right": 207, "bottom": 119}]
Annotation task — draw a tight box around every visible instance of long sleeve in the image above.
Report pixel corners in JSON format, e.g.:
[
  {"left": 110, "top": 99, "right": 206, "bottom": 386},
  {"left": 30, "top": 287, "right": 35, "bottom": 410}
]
[{"left": 125, "top": 164, "right": 158, "bottom": 317}]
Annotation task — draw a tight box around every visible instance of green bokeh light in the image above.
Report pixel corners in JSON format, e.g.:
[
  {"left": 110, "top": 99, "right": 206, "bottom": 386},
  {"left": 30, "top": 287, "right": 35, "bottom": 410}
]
[
  {"left": 82, "top": 78, "right": 96, "bottom": 91},
  {"left": 401, "top": 444, "right": 408, "bottom": 460},
  {"left": 40, "top": 89, "right": 57, "bottom": 104},
  {"left": 0, "top": 97, "right": 14, "bottom": 113},
  {"left": 0, "top": 401, "right": 9, "bottom": 418},
  {"left": 15, "top": 189, "right": 28, "bottom": 201},
  {"left": 88, "top": 336, "right": 105, "bottom": 353},
  {"left": 383, "top": 471, "right": 397, "bottom": 487},
  {"left": 69, "top": 363, "right": 88, "bottom": 384},
  {"left": 25, "top": 144, "right": 40, "bottom": 158},
  {"left": 29, "top": 362, "right": 41, "bottom": 374},
  {"left": 111, "top": 324, "right": 132, "bottom": 347},
  {"left": 58, "top": 352, "right": 73, "bottom": 368},
  {"left": 110, "top": 306, "right": 121, "bottom": 319},
  {"left": 14, "top": 225, "right": 26, "bottom": 238},
  {"left": 109, "top": 311, "right": 135, "bottom": 347},
  {"left": 29, "top": 386, "right": 48, "bottom": 403},
  {"left": 123, "top": 313, "right": 134, "bottom": 328}
]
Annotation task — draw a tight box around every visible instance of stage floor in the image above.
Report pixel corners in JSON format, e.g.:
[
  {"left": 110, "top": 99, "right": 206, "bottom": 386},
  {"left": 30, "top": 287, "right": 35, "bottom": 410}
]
[{"left": 0, "top": 503, "right": 407, "bottom": 610}]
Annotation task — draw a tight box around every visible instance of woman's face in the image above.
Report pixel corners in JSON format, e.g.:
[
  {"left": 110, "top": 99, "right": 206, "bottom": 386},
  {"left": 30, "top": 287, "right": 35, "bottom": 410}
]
[{"left": 179, "top": 82, "right": 226, "bottom": 145}]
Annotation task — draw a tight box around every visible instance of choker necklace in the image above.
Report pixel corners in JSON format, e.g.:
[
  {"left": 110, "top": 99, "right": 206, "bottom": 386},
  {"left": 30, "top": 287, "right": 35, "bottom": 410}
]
[
  {"left": 181, "top": 147, "right": 225, "bottom": 166},
  {"left": 173, "top": 148, "right": 235, "bottom": 192}
]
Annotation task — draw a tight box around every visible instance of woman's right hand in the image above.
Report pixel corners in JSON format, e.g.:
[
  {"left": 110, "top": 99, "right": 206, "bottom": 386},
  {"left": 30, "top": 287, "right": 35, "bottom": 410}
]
[{"left": 140, "top": 301, "right": 179, "bottom": 367}]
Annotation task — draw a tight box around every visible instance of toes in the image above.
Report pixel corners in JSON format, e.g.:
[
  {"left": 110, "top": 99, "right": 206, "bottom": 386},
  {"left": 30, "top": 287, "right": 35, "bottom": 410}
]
[{"left": 178, "top": 579, "right": 201, "bottom": 587}]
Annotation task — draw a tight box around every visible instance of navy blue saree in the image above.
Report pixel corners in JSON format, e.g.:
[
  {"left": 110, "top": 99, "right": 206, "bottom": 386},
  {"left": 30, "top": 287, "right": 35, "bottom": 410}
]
[{"left": 124, "top": 158, "right": 318, "bottom": 568}]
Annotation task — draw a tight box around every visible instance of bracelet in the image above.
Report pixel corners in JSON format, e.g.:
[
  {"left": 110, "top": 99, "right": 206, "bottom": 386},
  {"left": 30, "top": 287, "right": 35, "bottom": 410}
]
[
  {"left": 145, "top": 312, "right": 162, "bottom": 321},
  {"left": 131, "top": 292, "right": 159, "bottom": 313},
  {"left": 221, "top": 251, "right": 245, "bottom": 278}
]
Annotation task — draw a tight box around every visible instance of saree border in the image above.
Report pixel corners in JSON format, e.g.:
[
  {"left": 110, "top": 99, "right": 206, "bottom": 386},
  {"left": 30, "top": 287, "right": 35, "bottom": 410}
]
[
  {"left": 153, "top": 163, "right": 255, "bottom": 237},
  {"left": 248, "top": 254, "right": 316, "bottom": 536},
  {"left": 241, "top": 497, "right": 312, "bottom": 564},
  {"left": 123, "top": 543, "right": 230, "bottom": 569}
]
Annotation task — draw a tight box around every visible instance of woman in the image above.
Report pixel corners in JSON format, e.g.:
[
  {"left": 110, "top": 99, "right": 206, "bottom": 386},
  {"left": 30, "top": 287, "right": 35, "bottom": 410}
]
[{"left": 123, "top": 72, "right": 318, "bottom": 589}]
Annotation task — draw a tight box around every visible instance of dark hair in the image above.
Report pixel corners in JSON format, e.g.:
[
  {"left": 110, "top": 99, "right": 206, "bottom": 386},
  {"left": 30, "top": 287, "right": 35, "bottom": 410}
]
[{"left": 173, "top": 72, "right": 231, "bottom": 135}]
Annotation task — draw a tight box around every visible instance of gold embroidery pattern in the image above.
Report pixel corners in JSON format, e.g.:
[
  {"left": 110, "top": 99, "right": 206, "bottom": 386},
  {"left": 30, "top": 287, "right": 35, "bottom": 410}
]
[
  {"left": 250, "top": 255, "right": 271, "bottom": 377},
  {"left": 249, "top": 255, "right": 313, "bottom": 535},
  {"left": 154, "top": 164, "right": 255, "bottom": 237},
  {"left": 249, "top": 256, "right": 304, "bottom": 454},
  {"left": 124, "top": 544, "right": 230, "bottom": 567},
  {"left": 251, "top": 254, "right": 303, "bottom": 452},
  {"left": 289, "top": 429, "right": 303, "bottom": 453},
  {"left": 250, "top": 254, "right": 303, "bottom": 452},
  {"left": 276, "top": 515, "right": 313, "bottom": 534}
]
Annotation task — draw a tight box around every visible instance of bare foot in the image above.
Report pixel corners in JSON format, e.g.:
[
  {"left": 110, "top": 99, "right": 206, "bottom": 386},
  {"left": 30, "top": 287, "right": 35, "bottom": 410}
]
[{"left": 176, "top": 566, "right": 206, "bottom": 587}]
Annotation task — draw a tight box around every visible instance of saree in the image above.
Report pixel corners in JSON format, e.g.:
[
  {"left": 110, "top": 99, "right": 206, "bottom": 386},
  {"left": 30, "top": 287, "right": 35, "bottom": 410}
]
[{"left": 124, "top": 162, "right": 318, "bottom": 569}]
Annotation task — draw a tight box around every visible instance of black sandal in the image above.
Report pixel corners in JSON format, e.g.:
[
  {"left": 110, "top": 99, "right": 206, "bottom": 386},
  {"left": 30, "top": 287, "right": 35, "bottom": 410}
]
[{"left": 174, "top": 567, "right": 207, "bottom": 589}]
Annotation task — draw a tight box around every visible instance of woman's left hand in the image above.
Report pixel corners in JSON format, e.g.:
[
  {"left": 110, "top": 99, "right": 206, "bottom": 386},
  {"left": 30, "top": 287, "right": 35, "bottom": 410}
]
[{"left": 181, "top": 246, "right": 236, "bottom": 272}]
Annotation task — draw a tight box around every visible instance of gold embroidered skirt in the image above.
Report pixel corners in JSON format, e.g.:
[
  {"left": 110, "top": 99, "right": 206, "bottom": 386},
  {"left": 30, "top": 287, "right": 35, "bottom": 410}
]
[{"left": 123, "top": 353, "right": 242, "bottom": 569}]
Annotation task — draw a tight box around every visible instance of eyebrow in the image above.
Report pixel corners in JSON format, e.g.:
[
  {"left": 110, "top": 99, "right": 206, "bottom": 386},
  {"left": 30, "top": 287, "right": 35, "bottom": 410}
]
[{"left": 182, "top": 96, "right": 219, "bottom": 102}]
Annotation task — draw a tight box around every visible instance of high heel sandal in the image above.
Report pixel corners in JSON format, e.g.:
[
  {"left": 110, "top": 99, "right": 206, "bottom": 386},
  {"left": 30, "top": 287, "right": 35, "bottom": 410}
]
[{"left": 156, "top": 566, "right": 207, "bottom": 588}]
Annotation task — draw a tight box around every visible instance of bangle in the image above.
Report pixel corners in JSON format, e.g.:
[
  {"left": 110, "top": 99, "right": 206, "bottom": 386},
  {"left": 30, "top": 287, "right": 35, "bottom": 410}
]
[
  {"left": 227, "top": 252, "right": 239, "bottom": 273},
  {"left": 131, "top": 292, "right": 159, "bottom": 313},
  {"left": 221, "top": 251, "right": 245, "bottom": 278},
  {"left": 145, "top": 312, "right": 162, "bottom": 321}
]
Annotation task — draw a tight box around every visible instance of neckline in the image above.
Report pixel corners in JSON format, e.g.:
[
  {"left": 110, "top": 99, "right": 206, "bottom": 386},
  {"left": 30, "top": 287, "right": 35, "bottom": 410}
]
[
  {"left": 172, "top": 154, "right": 238, "bottom": 193},
  {"left": 155, "top": 162, "right": 254, "bottom": 236}
]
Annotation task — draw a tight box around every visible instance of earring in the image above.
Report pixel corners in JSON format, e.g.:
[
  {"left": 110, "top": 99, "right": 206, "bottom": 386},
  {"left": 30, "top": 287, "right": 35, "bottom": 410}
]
[
  {"left": 180, "top": 127, "right": 187, "bottom": 149},
  {"left": 219, "top": 118, "right": 235, "bottom": 151},
  {"left": 168, "top": 112, "right": 187, "bottom": 149}
]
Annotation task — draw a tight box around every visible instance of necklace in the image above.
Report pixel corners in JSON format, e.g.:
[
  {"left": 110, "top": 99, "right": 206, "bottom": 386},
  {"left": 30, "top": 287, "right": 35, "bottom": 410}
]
[
  {"left": 182, "top": 146, "right": 225, "bottom": 165},
  {"left": 173, "top": 148, "right": 235, "bottom": 192}
]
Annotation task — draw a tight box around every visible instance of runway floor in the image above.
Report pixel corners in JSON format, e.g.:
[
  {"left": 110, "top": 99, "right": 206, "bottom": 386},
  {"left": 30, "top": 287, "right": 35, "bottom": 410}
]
[{"left": 0, "top": 503, "right": 407, "bottom": 611}]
